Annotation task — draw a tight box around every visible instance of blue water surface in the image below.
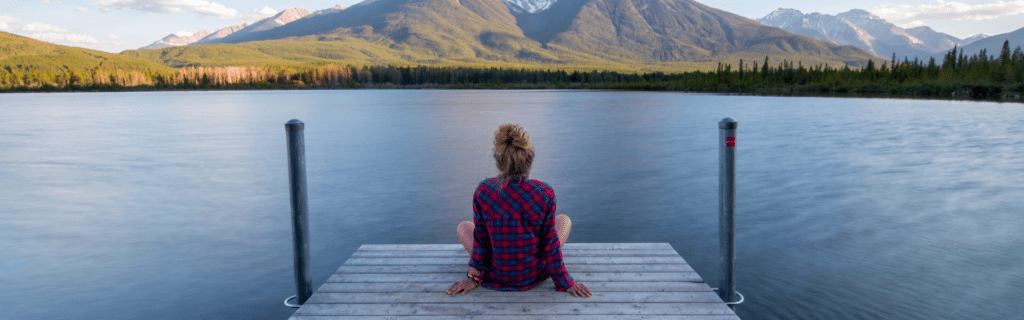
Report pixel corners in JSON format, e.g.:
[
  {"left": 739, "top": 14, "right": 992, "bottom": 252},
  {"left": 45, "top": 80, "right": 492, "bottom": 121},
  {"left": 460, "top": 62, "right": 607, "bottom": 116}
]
[{"left": 1, "top": 90, "right": 1021, "bottom": 319}]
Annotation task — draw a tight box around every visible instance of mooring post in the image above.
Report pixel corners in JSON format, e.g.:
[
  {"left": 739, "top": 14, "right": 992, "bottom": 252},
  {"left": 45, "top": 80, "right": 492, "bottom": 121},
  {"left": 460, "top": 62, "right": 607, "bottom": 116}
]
[
  {"left": 285, "top": 119, "right": 312, "bottom": 306},
  {"left": 718, "top": 117, "right": 738, "bottom": 310}
]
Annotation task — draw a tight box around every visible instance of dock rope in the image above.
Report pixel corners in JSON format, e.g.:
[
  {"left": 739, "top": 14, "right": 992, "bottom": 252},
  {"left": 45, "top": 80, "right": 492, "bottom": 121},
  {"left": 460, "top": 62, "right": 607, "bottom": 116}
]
[
  {"left": 711, "top": 288, "right": 745, "bottom": 305},
  {"left": 286, "top": 295, "right": 301, "bottom": 307}
]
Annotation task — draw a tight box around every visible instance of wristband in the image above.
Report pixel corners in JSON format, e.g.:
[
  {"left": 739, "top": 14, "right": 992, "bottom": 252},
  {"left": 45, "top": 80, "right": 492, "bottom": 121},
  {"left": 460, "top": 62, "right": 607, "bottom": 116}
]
[{"left": 467, "top": 272, "right": 482, "bottom": 285}]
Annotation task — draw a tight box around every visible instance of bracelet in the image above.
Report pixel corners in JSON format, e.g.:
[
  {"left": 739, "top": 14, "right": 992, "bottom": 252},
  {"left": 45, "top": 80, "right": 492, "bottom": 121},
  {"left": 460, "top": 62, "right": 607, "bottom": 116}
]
[{"left": 467, "top": 272, "right": 482, "bottom": 285}]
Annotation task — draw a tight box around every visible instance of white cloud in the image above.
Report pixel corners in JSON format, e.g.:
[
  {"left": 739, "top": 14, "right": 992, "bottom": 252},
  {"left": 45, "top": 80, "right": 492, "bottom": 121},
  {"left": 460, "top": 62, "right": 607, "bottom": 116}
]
[
  {"left": 30, "top": 32, "right": 65, "bottom": 42},
  {"left": 22, "top": 22, "right": 67, "bottom": 33},
  {"left": 107, "top": 33, "right": 118, "bottom": 39},
  {"left": 257, "top": 7, "right": 277, "bottom": 16},
  {"left": 92, "top": 0, "right": 249, "bottom": 20},
  {"left": 29, "top": 32, "right": 100, "bottom": 43},
  {"left": 74, "top": 7, "right": 90, "bottom": 13},
  {"left": 235, "top": 6, "right": 277, "bottom": 21},
  {"left": 873, "top": 0, "right": 1024, "bottom": 26},
  {"left": 7, "top": 20, "right": 102, "bottom": 45},
  {"left": 0, "top": 15, "right": 19, "bottom": 31},
  {"left": 23, "top": 0, "right": 62, "bottom": 3},
  {"left": 172, "top": 30, "right": 193, "bottom": 37},
  {"left": 65, "top": 34, "right": 100, "bottom": 43}
]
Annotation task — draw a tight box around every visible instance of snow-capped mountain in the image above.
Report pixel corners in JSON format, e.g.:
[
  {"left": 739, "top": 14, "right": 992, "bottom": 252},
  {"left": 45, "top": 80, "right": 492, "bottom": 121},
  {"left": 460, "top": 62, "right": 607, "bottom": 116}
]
[
  {"left": 248, "top": 8, "right": 310, "bottom": 33},
  {"left": 311, "top": 5, "right": 345, "bottom": 16},
  {"left": 139, "top": 30, "right": 211, "bottom": 50},
  {"left": 905, "top": 26, "right": 968, "bottom": 51},
  {"left": 140, "top": 8, "right": 312, "bottom": 49},
  {"left": 964, "top": 34, "right": 989, "bottom": 44},
  {"left": 504, "top": 0, "right": 557, "bottom": 13},
  {"left": 200, "top": 24, "right": 248, "bottom": 43},
  {"left": 758, "top": 8, "right": 970, "bottom": 59}
]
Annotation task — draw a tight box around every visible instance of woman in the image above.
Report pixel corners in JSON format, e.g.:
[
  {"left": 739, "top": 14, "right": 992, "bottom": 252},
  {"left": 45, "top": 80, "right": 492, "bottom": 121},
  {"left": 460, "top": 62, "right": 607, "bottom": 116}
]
[{"left": 446, "top": 123, "right": 592, "bottom": 298}]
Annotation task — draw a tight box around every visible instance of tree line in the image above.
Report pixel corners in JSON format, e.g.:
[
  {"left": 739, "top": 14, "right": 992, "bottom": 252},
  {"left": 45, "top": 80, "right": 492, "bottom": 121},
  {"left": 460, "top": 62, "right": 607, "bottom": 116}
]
[{"left": 3, "top": 41, "right": 1023, "bottom": 99}]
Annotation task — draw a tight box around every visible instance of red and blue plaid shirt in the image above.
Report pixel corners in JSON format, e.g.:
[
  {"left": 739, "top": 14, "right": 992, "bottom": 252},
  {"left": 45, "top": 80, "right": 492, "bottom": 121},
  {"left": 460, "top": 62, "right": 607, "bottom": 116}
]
[{"left": 469, "top": 176, "right": 575, "bottom": 292}]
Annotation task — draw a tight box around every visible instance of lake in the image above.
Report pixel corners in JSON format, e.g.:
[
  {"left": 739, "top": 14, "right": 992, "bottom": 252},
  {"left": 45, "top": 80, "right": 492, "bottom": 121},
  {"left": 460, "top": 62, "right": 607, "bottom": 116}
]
[{"left": 1, "top": 90, "right": 1021, "bottom": 319}]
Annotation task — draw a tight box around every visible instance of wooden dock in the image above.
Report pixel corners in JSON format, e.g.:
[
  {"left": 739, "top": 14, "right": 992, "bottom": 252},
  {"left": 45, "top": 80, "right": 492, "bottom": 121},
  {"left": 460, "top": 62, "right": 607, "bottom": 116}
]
[{"left": 289, "top": 243, "right": 741, "bottom": 319}]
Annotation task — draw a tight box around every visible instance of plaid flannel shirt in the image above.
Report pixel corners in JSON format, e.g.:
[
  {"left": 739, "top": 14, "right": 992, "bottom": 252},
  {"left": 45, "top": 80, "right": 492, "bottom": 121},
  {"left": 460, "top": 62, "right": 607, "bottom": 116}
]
[{"left": 468, "top": 176, "right": 575, "bottom": 291}]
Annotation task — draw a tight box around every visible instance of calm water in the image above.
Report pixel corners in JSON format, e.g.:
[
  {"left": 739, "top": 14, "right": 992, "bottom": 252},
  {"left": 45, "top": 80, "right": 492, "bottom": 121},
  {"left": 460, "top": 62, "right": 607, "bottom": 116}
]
[{"left": 1, "top": 90, "right": 1021, "bottom": 319}]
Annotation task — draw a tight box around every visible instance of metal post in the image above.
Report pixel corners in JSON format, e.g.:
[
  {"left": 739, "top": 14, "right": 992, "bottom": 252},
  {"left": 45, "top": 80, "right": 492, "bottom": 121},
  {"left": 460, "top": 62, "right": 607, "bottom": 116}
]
[
  {"left": 718, "top": 117, "right": 738, "bottom": 310},
  {"left": 285, "top": 119, "right": 311, "bottom": 306}
]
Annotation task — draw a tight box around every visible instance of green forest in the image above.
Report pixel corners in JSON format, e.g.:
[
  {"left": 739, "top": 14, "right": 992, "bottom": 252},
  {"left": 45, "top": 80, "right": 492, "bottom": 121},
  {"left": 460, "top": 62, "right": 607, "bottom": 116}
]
[{"left": 3, "top": 41, "right": 1023, "bottom": 100}]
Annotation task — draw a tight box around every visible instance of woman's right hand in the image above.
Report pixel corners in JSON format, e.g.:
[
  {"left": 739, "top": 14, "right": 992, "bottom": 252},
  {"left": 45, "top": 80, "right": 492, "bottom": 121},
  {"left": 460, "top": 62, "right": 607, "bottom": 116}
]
[{"left": 566, "top": 282, "right": 591, "bottom": 298}]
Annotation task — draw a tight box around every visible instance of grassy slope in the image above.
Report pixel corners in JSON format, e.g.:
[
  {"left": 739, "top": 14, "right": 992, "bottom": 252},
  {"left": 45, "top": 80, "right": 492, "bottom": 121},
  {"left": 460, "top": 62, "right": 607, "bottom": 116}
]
[
  {"left": 0, "top": 31, "right": 171, "bottom": 72},
  {"left": 121, "top": 0, "right": 877, "bottom": 73}
]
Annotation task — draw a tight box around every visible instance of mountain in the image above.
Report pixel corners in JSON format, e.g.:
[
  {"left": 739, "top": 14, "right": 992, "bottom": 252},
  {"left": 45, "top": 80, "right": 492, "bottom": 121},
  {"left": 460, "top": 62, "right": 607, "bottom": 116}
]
[
  {"left": 164, "top": 0, "right": 874, "bottom": 71},
  {"left": 964, "top": 34, "right": 989, "bottom": 45},
  {"left": 1, "top": 31, "right": 170, "bottom": 71},
  {"left": 200, "top": 24, "right": 249, "bottom": 43},
  {"left": 506, "top": 0, "right": 557, "bottom": 13},
  {"left": 905, "top": 26, "right": 969, "bottom": 51},
  {"left": 938, "top": 27, "right": 1024, "bottom": 62},
  {"left": 310, "top": 5, "right": 346, "bottom": 16},
  {"left": 192, "top": 8, "right": 311, "bottom": 45},
  {"left": 247, "top": 8, "right": 311, "bottom": 33},
  {"left": 758, "top": 8, "right": 967, "bottom": 59},
  {"left": 140, "top": 31, "right": 212, "bottom": 50},
  {"left": 138, "top": 8, "right": 311, "bottom": 49}
]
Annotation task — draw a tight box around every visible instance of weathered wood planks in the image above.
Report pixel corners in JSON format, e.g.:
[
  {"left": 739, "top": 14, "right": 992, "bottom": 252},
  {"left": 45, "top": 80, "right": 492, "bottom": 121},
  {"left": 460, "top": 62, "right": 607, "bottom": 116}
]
[{"left": 290, "top": 243, "right": 740, "bottom": 319}]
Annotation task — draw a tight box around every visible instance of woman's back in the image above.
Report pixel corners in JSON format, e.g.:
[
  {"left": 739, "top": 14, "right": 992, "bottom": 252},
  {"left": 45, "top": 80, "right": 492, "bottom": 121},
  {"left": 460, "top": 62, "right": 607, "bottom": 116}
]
[
  {"left": 447, "top": 123, "right": 590, "bottom": 298},
  {"left": 469, "top": 176, "right": 574, "bottom": 291}
]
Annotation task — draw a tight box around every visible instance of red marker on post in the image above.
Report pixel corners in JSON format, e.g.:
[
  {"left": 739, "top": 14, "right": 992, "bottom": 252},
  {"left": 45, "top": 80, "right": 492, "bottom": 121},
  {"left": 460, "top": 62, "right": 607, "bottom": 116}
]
[{"left": 726, "top": 136, "right": 735, "bottom": 147}]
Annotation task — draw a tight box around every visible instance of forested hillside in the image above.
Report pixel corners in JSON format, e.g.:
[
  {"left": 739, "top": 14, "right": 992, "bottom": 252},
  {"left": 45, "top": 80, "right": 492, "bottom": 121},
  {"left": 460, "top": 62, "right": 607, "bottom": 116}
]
[{"left": 4, "top": 34, "right": 1023, "bottom": 101}]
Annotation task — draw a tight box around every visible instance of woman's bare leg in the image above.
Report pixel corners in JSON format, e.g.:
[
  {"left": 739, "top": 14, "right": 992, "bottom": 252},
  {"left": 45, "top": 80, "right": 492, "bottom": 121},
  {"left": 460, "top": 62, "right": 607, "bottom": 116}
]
[
  {"left": 457, "top": 221, "right": 474, "bottom": 254},
  {"left": 555, "top": 214, "right": 571, "bottom": 250}
]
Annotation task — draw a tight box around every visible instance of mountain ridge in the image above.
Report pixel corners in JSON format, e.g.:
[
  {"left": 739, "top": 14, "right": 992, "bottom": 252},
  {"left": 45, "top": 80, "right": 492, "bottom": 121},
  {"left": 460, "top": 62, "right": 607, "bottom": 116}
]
[
  {"left": 139, "top": 8, "right": 312, "bottom": 49},
  {"left": 165, "top": 0, "right": 874, "bottom": 69},
  {"left": 757, "top": 8, "right": 973, "bottom": 59}
]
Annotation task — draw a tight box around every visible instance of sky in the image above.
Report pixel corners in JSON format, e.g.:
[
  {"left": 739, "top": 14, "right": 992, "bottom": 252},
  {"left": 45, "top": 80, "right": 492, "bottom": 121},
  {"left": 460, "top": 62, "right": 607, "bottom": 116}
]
[{"left": 1, "top": 0, "right": 1023, "bottom": 53}]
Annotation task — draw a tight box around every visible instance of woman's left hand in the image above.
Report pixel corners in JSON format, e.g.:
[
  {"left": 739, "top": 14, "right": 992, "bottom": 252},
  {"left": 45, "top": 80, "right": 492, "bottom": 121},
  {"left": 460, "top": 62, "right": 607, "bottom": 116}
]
[{"left": 446, "top": 280, "right": 478, "bottom": 295}]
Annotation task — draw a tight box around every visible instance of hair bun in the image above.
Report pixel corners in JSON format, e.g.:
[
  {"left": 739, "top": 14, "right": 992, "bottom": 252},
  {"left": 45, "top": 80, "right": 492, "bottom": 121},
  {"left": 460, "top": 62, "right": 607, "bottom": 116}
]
[
  {"left": 494, "top": 123, "right": 532, "bottom": 150},
  {"left": 492, "top": 123, "right": 535, "bottom": 181}
]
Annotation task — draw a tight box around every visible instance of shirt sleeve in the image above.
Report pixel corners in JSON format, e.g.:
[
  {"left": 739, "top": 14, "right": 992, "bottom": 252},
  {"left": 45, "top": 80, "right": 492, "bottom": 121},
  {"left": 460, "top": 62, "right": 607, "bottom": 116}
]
[
  {"left": 468, "top": 186, "right": 492, "bottom": 272},
  {"left": 539, "top": 186, "right": 575, "bottom": 291}
]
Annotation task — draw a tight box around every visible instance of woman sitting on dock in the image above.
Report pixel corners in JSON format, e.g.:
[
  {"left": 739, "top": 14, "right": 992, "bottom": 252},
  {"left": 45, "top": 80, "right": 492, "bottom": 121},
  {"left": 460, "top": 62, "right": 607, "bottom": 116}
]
[{"left": 447, "top": 123, "right": 592, "bottom": 298}]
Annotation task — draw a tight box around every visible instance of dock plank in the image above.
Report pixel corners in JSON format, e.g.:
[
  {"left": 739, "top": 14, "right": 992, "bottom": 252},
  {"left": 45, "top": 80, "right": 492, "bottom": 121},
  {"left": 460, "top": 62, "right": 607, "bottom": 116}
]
[
  {"left": 326, "top": 272, "right": 704, "bottom": 283},
  {"left": 315, "top": 281, "right": 714, "bottom": 293},
  {"left": 341, "top": 256, "right": 687, "bottom": 266},
  {"left": 294, "top": 302, "right": 736, "bottom": 316},
  {"left": 350, "top": 249, "right": 682, "bottom": 258},
  {"left": 358, "top": 243, "right": 674, "bottom": 251},
  {"left": 290, "top": 243, "right": 739, "bottom": 320},
  {"left": 292, "top": 316, "right": 740, "bottom": 320},
  {"left": 334, "top": 263, "right": 695, "bottom": 274},
  {"left": 307, "top": 292, "right": 725, "bottom": 304}
]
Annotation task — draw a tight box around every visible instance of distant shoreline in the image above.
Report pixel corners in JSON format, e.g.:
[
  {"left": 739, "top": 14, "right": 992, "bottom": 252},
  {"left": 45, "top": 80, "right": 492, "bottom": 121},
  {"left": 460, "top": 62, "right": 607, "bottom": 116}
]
[{"left": 3, "top": 83, "right": 1021, "bottom": 103}]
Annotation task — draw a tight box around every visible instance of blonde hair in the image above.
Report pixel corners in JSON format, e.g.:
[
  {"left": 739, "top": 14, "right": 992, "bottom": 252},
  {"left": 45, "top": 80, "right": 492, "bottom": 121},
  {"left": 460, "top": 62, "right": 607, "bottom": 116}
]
[{"left": 493, "top": 123, "right": 534, "bottom": 183}]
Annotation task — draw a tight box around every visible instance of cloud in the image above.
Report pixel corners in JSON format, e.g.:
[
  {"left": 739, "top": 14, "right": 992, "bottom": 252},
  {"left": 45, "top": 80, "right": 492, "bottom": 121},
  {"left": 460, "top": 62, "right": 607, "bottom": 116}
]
[
  {"left": 256, "top": 7, "right": 276, "bottom": 16},
  {"left": 23, "top": 0, "right": 62, "bottom": 3},
  {"left": 0, "top": 15, "right": 19, "bottom": 30},
  {"left": 65, "top": 34, "right": 100, "bottom": 43},
  {"left": 172, "top": 30, "right": 193, "bottom": 37},
  {"left": 107, "top": 34, "right": 118, "bottom": 39},
  {"left": 7, "top": 20, "right": 101, "bottom": 44},
  {"left": 30, "top": 32, "right": 100, "bottom": 43},
  {"left": 74, "top": 7, "right": 90, "bottom": 12},
  {"left": 92, "top": 0, "right": 251, "bottom": 20},
  {"left": 873, "top": 0, "right": 1024, "bottom": 26},
  {"left": 236, "top": 6, "right": 277, "bottom": 21},
  {"left": 22, "top": 22, "right": 67, "bottom": 33}
]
